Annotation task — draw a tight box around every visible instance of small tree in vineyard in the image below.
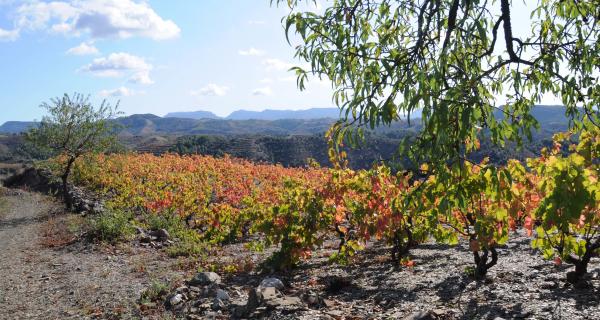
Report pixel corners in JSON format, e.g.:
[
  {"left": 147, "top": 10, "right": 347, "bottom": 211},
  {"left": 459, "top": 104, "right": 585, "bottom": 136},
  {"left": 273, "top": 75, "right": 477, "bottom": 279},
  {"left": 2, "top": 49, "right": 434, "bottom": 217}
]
[{"left": 26, "top": 93, "right": 120, "bottom": 210}]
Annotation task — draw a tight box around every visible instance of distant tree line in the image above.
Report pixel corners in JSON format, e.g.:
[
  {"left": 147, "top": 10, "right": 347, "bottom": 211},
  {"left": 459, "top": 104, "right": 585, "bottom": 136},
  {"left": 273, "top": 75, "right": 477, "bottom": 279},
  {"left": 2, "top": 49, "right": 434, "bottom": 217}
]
[{"left": 169, "top": 131, "right": 556, "bottom": 170}]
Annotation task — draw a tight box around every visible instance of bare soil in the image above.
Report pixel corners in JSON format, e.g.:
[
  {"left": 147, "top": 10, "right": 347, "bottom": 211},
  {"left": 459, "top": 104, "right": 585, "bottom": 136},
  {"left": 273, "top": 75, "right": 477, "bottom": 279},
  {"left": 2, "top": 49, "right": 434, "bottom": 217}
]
[{"left": 0, "top": 188, "right": 186, "bottom": 320}]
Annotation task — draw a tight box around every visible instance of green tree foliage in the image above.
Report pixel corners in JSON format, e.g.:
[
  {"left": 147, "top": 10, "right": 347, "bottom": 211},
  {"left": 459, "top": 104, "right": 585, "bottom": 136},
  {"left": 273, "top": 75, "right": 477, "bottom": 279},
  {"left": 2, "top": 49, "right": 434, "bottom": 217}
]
[
  {"left": 274, "top": 0, "right": 600, "bottom": 277},
  {"left": 277, "top": 0, "right": 599, "bottom": 164},
  {"left": 26, "top": 93, "right": 120, "bottom": 209}
]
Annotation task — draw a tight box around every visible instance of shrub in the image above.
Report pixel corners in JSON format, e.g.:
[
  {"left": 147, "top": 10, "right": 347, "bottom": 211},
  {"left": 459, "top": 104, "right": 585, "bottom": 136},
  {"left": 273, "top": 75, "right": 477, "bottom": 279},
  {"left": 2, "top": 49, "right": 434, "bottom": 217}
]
[
  {"left": 87, "top": 209, "right": 135, "bottom": 243},
  {"left": 527, "top": 122, "right": 600, "bottom": 283},
  {"left": 139, "top": 280, "right": 170, "bottom": 304}
]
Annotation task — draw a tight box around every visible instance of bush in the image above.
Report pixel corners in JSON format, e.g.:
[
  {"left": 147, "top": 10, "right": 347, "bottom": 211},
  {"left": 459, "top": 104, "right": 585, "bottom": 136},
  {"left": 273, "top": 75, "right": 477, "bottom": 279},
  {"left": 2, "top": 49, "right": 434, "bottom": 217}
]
[
  {"left": 143, "top": 212, "right": 207, "bottom": 257},
  {"left": 139, "top": 280, "right": 170, "bottom": 304},
  {"left": 87, "top": 209, "right": 135, "bottom": 243}
]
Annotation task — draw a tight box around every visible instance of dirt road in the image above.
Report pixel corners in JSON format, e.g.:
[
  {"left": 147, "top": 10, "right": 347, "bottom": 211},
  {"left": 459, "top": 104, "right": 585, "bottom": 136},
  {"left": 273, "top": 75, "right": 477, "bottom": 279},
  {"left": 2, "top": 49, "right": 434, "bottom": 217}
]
[{"left": 0, "top": 190, "right": 178, "bottom": 320}]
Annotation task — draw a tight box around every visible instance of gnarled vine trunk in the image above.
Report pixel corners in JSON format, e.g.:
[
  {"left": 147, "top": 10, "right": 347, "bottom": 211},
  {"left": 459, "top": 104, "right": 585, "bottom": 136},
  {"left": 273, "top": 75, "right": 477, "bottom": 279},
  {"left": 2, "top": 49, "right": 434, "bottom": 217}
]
[
  {"left": 565, "top": 239, "right": 600, "bottom": 283},
  {"left": 473, "top": 247, "right": 498, "bottom": 280}
]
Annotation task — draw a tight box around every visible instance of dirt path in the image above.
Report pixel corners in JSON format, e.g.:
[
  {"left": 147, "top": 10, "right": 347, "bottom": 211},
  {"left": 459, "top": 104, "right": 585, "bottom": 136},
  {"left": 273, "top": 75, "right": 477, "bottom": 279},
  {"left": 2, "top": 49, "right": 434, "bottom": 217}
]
[{"left": 0, "top": 190, "right": 181, "bottom": 320}]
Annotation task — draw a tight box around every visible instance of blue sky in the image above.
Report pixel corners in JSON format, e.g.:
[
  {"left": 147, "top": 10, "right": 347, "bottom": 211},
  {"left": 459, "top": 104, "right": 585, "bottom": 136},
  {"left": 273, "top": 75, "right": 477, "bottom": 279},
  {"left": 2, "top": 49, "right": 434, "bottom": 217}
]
[
  {"left": 0, "top": 1, "right": 562, "bottom": 125},
  {"left": 0, "top": 0, "right": 333, "bottom": 124}
]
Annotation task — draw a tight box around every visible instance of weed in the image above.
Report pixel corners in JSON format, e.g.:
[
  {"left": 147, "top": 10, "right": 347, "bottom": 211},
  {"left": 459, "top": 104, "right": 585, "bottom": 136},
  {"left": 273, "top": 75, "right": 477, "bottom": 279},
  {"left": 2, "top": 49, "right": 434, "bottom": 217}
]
[
  {"left": 142, "top": 213, "right": 207, "bottom": 257},
  {"left": 139, "top": 280, "right": 170, "bottom": 304},
  {"left": 87, "top": 209, "right": 135, "bottom": 244}
]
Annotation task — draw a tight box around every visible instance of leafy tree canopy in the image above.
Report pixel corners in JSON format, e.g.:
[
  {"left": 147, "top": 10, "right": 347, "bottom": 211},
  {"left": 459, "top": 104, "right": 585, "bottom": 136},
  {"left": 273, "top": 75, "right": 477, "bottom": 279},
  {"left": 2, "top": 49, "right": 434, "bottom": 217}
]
[{"left": 277, "top": 0, "right": 600, "bottom": 167}]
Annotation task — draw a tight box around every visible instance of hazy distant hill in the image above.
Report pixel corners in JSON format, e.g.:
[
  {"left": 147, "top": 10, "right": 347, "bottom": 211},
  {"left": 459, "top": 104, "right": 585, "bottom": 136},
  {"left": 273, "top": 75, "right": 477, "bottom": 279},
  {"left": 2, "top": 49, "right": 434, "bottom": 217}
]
[
  {"left": 226, "top": 108, "right": 340, "bottom": 120},
  {"left": 0, "top": 105, "right": 576, "bottom": 135},
  {"left": 163, "top": 107, "right": 341, "bottom": 121},
  {"left": 114, "top": 114, "right": 338, "bottom": 136},
  {"left": 0, "top": 121, "right": 38, "bottom": 134},
  {"left": 164, "top": 110, "right": 220, "bottom": 119}
]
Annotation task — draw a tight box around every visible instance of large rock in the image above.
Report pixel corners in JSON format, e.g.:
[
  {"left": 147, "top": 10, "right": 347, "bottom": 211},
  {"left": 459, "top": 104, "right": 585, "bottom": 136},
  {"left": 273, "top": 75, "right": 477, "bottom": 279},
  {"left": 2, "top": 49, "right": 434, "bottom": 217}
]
[
  {"left": 189, "top": 272, "right": 221, "bottom": 286},
  {"left": 260, "top": 277, "right": 285, "bottom": 290},
  {"left": 149, "top": 228, "right": 170, "bottom": 242},
  {"left": 246, "top": 286, "right": 304, "bottom": 314}
]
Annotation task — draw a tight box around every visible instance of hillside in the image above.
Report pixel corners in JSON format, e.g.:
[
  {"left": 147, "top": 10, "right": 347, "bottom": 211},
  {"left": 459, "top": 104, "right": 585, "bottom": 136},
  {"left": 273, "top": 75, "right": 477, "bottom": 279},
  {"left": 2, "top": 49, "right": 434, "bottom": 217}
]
[
  {"left": 0, "top": 105, "right": 574, "bottom": 136},
  {"left": 164, "top": 110, "right": 220, "bottom": 119},
  {"left": 225, "top": 107, "right": 340, "bottom": 120},
  {"left": 115, "top": 114, "right": 338, "bottom": 136},
  {"left": 165, "top": 107, "right": 340, "bottom": 120},
  {"left": 0, "top": 121, "right": 38, "bottom": 134}
]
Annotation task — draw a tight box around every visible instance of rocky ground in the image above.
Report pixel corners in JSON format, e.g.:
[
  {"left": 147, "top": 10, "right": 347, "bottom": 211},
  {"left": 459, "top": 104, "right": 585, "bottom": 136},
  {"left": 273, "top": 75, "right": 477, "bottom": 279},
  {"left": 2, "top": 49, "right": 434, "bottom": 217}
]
[
  {"left": 160, "top": 233, "right": 600, "bottom": 320},
  {"left": 0, "top": 187, "right": 187, "bottom": 319},
  {"left": 1, "top": 184, "right": 599, "bottom": 319}
]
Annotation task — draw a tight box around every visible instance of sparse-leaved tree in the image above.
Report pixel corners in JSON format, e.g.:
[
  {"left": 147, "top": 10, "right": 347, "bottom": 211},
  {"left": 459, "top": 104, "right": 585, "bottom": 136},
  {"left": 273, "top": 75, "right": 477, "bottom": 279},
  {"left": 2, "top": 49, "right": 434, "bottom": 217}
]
[{"left": 26, "top": 93, "right": 120, "bottom": 209}]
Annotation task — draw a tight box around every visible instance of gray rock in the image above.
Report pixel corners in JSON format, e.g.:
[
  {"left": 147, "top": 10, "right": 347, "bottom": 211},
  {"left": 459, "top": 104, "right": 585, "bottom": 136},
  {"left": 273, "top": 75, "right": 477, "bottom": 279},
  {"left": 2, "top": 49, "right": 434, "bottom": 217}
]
[
  {"left": 303, "top": 291, "right": 325, "bottom": 308},
  {"left": 211, "top": 297, "right": 227, "bottom": 311},
  {"left": 246, "top": 286, "right": 279, "bottom": 311},
  {"left": 260, "top": 277, "right": 285, "bottom": 290},
  {"left": 149, "top": 228, "right": 170, "bottom": 241},
  {"left": 189, "top": 272, "right": 221, "bottom": 286},
  {"left": 246, "top": 286, "right": 304, "bottom": 313},
  {"left": 216, "top": 288, "right": 230, "bottom": 301},
  {"left": 168, "top": 293, "right": 184, "bottom": 306},
  {"left": 260, "top": 286, "right": 281, "bottom": 301}
]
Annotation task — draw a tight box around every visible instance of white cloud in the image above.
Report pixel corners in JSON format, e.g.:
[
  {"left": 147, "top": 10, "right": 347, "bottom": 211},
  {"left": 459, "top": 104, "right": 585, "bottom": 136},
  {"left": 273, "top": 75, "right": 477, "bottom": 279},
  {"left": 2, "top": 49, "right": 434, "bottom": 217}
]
[
  {"left": 129, "top": 71, "right": 153, "bottom": 84},
  {"left": 259, "top": 78, "right": 273, "bottom": 84},
  {"left": 238, "top": 47, "right": 265, "bottom": 56},
  {"left": 0, "top": 27, "right": 18, "bottom": 41},
  {"left": 252, "top": 86, "right": 272, "bottom": 96},
  {"left": 262, "top": 58, "right": 294, "bottom": 71},
  {"left": 99, "top": 86, "right": 139, "bottom": 97},
  {"left": 191, "top": 83, "right": 229, "bottom": 97},
  {"left": 16, "top": 1, "right": 78, "bottom": 31},
  {"left": 66, "top": 41, "right": 99, "bottom": 55},
  {"left": 12, "top": 0, "right": 180, "bottom": 41},
  {"left": 80, "top": 52, "right": 153, "bottom": 83}
]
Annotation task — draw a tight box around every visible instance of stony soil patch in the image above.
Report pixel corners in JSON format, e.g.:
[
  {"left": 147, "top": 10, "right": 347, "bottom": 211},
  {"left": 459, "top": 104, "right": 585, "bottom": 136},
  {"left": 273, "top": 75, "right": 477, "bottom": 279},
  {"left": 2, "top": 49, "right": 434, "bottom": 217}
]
[{"left": 159, "top": 232, "right": 600, "bottom": 320}]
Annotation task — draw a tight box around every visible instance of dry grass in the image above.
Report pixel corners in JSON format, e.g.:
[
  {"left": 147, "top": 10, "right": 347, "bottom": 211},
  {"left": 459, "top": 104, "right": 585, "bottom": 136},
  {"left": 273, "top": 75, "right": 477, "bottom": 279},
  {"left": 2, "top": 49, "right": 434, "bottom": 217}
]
[{"left": 39, "top": 214, "right": 85, "bottom": 248}]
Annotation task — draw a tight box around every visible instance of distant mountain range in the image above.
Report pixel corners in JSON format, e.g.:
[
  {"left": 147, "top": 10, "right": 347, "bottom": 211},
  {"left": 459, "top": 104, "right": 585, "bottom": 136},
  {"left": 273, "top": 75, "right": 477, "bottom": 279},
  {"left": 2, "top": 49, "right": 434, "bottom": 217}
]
[
  {"left": 0, "top": 121, "right": 39, "bottom": 134},
  {"left": 164, "top": 107, "right": 341, "bottom": 120},
  {"left": 163, "top": 110, "right": 220, "bottom": 119},
  {"left": 0, "top": 105, "right": 573, "bottom": 136}
]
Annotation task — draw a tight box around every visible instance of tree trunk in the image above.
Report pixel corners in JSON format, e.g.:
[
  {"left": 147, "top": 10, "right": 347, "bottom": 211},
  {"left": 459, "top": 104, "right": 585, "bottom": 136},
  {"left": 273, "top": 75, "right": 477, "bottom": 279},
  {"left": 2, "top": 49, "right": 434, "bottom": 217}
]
[
  {"left": 391, "top": 227, "right": 413, "bottom": 263},
  {"left": 566, "top": 253, "right": 592, "bottom": 283},
  {"left": 62, "top": 157, "right": 76, "bottom": 210},
  {"left": 473, "top": 247, "right": 498, "bottom": 280},
  {"left": 565, "top": 240, "right": 600, "bottom": 283}
]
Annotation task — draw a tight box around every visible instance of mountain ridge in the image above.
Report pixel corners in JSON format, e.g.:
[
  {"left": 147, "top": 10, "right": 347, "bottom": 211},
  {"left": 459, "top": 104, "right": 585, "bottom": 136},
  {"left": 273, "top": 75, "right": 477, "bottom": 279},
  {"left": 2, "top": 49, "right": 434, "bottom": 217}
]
[
  {"left": 0, "top": 105, "right": 573, "bottom": 135},
  {"left": 165, "top": 107, "right": 340, "bottom": 120}
]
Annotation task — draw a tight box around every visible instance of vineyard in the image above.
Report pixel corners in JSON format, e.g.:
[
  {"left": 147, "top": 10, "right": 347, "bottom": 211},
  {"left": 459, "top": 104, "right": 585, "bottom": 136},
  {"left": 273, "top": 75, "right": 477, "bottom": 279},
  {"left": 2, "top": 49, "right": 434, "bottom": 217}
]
[{"left": 65, "top": 122, "right": 599, "bottom": 283}]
